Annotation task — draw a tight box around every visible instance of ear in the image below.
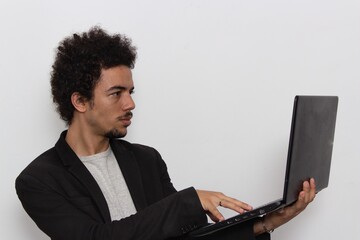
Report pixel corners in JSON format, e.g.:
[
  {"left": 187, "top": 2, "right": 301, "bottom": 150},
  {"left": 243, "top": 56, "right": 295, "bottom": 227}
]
[{"left": 70, "top": 92, "right": 88, "bottom": 113}]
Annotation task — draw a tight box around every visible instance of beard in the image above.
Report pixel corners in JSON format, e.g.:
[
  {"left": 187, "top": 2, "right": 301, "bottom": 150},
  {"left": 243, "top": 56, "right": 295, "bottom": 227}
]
[
  {"left": 104, "top": 128, "right": 127, "bottom": 139},
  {"left": 104, "top": 111, "right": 133, "bottom": 139}
]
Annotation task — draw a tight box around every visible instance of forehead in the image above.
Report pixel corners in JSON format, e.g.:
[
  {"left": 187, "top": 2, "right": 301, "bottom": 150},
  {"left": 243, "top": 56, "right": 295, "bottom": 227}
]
[{"left": 96, "top": 65, "right": 133, "bottom": 90}]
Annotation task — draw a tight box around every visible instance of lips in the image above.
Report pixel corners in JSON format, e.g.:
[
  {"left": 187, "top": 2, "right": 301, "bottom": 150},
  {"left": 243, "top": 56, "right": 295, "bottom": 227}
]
[{"left": 118, "top": 112, "right": 133, "bottom": 126}]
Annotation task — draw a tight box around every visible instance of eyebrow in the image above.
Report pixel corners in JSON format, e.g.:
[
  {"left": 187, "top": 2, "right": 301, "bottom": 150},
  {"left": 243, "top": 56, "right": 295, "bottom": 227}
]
[{"left": 105, "top": 86, "right": 135, "bottom": 93}]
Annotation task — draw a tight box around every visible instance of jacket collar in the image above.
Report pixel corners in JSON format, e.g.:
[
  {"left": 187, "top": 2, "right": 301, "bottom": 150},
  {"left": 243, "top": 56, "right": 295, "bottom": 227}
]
[
  {"left": 55, "top": 130, "right": 111, "bottom": 222},
  {"left": 55, "top": 130, "right": 147, "bottom": 220},
  {"left": 110, "top": 139, "right": 147, "bottom": 211}
]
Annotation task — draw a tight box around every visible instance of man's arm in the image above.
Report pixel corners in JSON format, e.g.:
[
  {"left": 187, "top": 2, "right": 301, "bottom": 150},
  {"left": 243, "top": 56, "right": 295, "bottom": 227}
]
[{"left": 16, "top": 174, "right": 207, "bottom": 240}]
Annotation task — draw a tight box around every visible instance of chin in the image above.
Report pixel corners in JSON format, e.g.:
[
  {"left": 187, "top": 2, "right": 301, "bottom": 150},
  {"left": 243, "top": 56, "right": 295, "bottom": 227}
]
[{"left": 105, "top": 129, "right": 127, "bottom": 139}]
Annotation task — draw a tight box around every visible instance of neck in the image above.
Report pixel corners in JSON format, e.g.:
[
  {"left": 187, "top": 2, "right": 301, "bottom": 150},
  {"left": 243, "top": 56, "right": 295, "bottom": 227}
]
[{"left": 65, "top": 121, "right": 110, "bottom": 157}]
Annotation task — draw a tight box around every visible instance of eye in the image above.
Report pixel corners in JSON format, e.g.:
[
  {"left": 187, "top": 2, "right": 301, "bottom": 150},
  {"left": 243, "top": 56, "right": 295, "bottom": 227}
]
[
  {"left": 130, "top": 89, "right": 135, "bottom": 95},
  {"left": 110, "top": 91, "right": 121, "bottom": 96}
]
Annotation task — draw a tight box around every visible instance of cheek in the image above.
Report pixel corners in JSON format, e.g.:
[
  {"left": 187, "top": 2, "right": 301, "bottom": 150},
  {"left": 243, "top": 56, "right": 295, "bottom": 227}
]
[{"left": 100, "top": 107, "right": 120, "bottom": 122}]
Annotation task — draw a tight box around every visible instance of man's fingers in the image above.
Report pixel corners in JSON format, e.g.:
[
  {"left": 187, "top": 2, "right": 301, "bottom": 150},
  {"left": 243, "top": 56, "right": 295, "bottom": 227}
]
[
  {"left": 309, "top": 178, "right": 316, "bottom": 201},
  {"left": 302, "top": 178, "right": 316, "bottom": 204},
  {"left": 219, "top": 197, "right": 253, "bottom": 213},
  {"left": 294, "top": 178, "right": 317, "bottom": 212},
  {"left": 303, "top": 180, "right": 310, "bottom": 203},
  {"left": 196, "top": 189, "right": 253, "bottom": 222},
  {"left": 208, "top": 206, "right": 225, "bottom": 222}
]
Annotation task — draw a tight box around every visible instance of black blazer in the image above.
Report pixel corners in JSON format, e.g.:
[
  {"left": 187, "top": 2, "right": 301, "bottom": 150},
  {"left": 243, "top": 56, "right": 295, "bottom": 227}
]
[{"left": 16, "top": 131, "right": 266, "bottom": 240}]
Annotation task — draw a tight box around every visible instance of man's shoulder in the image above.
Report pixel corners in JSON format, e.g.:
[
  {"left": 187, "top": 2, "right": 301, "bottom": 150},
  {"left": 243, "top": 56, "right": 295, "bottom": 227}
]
[
  {"left": 18, "top": 146, "right": 60, "bottom": 177},
  {"left": 111, "top": 139, "right": 163, "bottom": 162},
  {"left": 112, "top": 139, "right": 158, "bottom": 153}
]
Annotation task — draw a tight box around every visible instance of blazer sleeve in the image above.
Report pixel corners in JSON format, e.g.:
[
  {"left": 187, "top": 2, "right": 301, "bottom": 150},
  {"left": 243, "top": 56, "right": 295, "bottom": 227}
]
[{"left": 16, "top": 173, "right": 207, "bottom": 240}]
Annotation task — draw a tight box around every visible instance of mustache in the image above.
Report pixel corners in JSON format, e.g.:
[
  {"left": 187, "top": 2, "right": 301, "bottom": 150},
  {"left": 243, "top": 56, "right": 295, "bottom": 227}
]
[{"left": 118, "top": 112, "right": 133, "bottom": 120}]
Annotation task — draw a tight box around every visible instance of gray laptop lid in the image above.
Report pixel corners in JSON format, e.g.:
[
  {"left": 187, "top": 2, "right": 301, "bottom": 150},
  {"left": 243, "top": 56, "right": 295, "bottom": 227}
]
[{"left": 283, "top": 95, "right": 338, "bottom": 204}]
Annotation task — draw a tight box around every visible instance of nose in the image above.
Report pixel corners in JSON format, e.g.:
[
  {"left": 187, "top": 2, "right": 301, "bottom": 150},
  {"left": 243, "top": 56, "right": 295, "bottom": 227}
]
[{"left": 123, "top": 93, "right": 136, "bottom": 111}]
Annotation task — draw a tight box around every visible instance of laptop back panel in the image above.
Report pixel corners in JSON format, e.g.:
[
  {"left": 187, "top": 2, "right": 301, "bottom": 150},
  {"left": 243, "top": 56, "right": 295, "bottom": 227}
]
[{"left": 283, "top": 96, "right": 338, "bottom": 205}]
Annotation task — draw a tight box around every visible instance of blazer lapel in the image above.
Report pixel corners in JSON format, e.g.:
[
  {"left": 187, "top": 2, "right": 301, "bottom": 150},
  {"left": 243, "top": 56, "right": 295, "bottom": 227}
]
[
  {"left": 55, "top": 131, "right": 111, "bottom": 222},
  {"left": 110, "top": 139, "right": 147, "bottom": 211}
]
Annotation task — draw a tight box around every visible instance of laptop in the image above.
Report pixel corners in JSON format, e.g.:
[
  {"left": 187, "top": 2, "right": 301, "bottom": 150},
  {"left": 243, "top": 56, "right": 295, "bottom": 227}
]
[{"left": 189, "top": 95, "right": 338, "bottom": 237}]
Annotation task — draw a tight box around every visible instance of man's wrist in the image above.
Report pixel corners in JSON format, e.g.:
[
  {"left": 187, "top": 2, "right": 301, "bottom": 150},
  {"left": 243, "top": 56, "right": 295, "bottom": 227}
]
[
  {"left": 261, "top": 217, "right": 274, "bottom": 233},
  {"left": 253, "top": 216, "right": 274, "bottom": 235}
]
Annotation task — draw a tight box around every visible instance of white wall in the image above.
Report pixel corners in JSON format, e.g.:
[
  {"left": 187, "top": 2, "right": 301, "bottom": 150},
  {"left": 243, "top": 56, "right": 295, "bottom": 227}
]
[{"left": 1, "top": 0, "right": 359, "bottom": 239}]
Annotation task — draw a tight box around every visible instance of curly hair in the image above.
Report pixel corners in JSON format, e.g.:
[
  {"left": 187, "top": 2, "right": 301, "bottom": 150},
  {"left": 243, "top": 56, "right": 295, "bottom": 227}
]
[{"left": 50, "top": 26, "right": 137, "bottom": 125}]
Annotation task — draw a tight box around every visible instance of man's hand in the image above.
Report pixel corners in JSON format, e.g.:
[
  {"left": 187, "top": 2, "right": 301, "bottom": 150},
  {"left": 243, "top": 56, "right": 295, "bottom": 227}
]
[
  {"left": 254, "top": 178, "right": 317, "bottom": 235},
  {"left": 196, "top": 190, "right": 253, "bottom": 222}
]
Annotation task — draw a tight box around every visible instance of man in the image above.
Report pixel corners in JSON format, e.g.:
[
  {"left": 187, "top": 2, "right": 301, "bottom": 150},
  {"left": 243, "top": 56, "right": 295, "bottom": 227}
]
[{"left": 16, "top": 27, "right": 316, "bottom": 240}]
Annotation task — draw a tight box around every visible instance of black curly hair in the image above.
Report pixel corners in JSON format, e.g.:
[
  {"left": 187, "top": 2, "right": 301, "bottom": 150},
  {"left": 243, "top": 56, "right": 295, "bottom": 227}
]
[{"left": 50, "top": 26, "right": 137, "bottom": 125}]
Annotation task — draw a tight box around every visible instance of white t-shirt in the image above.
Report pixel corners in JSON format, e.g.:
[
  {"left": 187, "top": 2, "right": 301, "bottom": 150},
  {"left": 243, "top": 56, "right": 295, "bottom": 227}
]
[{"left": 79, "top": 147, "right": 137, "bottom": 221}]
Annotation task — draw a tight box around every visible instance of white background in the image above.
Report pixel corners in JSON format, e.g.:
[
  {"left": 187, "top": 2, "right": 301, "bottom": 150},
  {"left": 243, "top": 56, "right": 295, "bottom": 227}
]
[{"left": 1, "top": 0, "right": 359, "bottom": 239}]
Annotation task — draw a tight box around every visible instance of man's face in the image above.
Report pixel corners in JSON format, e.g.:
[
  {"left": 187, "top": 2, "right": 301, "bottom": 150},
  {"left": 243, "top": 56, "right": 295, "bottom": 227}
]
[{"left": 85, "top": 65, "right": 135, "bottom": 138}]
